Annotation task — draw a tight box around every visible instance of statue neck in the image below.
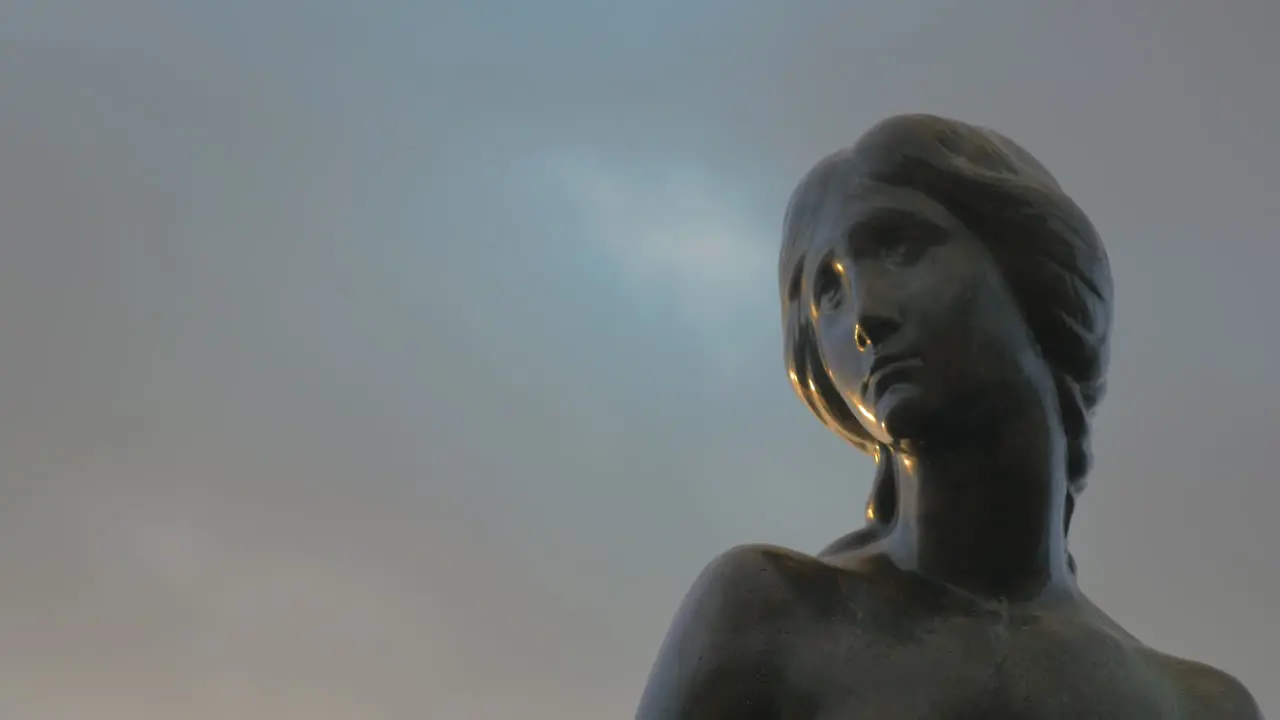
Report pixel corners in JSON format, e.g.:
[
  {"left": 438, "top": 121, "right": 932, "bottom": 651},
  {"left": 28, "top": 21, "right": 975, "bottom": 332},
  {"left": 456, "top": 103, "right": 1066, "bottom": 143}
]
[{"left": 881, "top": 411, "right": 1076, "bottom": 603}]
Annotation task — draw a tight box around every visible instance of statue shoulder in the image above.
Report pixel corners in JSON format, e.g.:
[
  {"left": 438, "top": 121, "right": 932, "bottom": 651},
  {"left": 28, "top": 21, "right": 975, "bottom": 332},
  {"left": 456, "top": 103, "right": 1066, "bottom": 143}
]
[
  {"left": 1147, "top": 651, "right": 1264, "bottom": 720},
  {"left": 695, "top": 542, "right": 832, "bottom": 609},
  {"left": 635, "top": 543, "right": 823, "bottom": 719}
]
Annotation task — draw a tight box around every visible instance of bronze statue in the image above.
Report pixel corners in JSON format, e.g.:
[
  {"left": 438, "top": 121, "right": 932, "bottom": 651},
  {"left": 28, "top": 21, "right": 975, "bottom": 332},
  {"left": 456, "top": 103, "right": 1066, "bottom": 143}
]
[{"left": 637, "top": 114, "right": 1263, "bottom": 719}]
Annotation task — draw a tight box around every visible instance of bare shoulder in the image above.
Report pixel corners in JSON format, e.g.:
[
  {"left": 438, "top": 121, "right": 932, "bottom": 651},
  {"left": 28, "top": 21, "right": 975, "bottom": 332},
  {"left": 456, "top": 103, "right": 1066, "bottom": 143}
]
[
  {"left": 700, "top": 542, "right": 839, "bottom": 598},
  {"left": 636, "top": 544, "right": 830, "bottom": 719},
  {"left": 1144, "top": 649, "right": 1265, "bottom": 719},
  {"left": 667, "top": 542, "right": 840, "bottom": 630}
]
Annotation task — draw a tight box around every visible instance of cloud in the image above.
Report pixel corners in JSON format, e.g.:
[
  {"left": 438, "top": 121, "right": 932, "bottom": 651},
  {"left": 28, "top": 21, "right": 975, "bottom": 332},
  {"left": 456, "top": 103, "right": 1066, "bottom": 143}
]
[{"left": 538, "top": 150, "right": 777, "bottom": 328}]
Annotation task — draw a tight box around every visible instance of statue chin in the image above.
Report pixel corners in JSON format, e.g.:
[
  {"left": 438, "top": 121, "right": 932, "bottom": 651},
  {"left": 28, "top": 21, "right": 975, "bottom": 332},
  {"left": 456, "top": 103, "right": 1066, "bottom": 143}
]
[{"left": 856, "top": 384, "right": 925, "bottom": 448}]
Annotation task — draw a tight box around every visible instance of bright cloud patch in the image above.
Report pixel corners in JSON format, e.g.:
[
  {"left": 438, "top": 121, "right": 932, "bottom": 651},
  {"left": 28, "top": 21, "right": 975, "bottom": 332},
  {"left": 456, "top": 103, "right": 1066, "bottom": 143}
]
[{"left": 539, "top": 150, "right": 776, "bottom": 326}]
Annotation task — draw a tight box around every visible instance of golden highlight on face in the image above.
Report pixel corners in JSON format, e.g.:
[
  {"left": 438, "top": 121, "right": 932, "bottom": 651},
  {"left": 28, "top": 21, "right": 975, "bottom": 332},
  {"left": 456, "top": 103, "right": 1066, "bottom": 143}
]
[{"left": 780, "top": 113, "right": 1113, "bottom": 530}]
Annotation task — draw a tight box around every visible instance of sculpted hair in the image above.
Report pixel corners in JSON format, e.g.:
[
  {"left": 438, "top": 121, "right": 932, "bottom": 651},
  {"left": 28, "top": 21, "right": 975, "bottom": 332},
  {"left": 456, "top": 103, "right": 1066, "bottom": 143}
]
[{"left": 780, "top": 115, "right": 1113, "bottom": 568}]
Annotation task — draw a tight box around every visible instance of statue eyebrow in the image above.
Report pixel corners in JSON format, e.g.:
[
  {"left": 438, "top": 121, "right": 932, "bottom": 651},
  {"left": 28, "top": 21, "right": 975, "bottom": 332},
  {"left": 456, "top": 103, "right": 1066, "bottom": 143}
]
[{"left": 844, "top": 207, "right": 949, "bottom": 247}]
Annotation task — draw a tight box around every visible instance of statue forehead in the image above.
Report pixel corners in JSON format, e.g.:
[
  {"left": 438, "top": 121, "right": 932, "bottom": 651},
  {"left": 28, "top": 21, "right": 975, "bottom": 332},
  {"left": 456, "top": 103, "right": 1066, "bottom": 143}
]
[
  {"left": 780, "top": 165, "right": 955, "bottom": 285},
  {"left": 802, "top": 176, "right": 953, "bottom": 230},
  {"left": 781, "top": 115, "right": 1070, "bottom": 292}
]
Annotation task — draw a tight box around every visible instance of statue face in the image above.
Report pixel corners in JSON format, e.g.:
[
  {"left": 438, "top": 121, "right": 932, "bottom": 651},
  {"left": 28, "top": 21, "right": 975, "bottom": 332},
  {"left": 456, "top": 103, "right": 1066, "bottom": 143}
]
[{"left": 800, "top": 182, "right": 1052, "bottom": 447}]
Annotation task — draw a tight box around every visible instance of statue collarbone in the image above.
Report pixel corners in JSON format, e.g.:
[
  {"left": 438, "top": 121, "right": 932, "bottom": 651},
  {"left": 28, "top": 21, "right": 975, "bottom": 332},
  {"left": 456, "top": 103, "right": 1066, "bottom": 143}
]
[
  {"left": 643, "top": 542, "right": 1260, "bottom": 719},
  {"left": 637, "top": 114, "right": 1262, "bottom": 720}
]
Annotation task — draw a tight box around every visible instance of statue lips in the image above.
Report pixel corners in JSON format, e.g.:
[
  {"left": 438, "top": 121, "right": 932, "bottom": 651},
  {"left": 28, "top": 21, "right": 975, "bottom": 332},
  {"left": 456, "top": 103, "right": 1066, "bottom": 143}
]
[{"left": 863, "top": 353, "right": 924, "bottom": 400}]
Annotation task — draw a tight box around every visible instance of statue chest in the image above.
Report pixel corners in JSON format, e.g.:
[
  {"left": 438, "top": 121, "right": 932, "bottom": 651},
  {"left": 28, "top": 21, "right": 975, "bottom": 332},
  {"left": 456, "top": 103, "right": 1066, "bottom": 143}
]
[{"left": 784, "top": 613, "right": 1180, "bottom": 720}]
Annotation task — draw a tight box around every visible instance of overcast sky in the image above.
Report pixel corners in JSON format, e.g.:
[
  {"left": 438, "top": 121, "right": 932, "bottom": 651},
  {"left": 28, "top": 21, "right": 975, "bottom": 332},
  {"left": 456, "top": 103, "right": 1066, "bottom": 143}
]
[{"left": 0, "top": 1, "right": 1277, "bottom": 718}]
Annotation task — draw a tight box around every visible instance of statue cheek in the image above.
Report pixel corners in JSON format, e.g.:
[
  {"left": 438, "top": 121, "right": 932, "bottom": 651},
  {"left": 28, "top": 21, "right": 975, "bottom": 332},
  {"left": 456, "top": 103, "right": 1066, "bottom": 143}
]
[{"left": 816, "top": 318, "right": 862, "bottom": 379}]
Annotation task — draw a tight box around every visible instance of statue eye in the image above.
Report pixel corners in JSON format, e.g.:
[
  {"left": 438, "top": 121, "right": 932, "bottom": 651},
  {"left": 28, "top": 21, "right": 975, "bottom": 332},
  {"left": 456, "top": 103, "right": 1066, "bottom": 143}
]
[
  {"left": 813, "top": 261, "right": 844, "bottom": 307},
  {"left": 849, "top": 217, "right": 937, "bottom": 268},
  {"left": 870, "top": 230, "right": 926, "bottom": 267}
]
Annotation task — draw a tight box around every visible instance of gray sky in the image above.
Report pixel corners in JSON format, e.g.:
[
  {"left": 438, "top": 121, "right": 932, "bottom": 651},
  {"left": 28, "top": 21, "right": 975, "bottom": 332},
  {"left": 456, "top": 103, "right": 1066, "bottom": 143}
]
[{"left": 1, "top": 1, "right": 1277, "bottom": 717}]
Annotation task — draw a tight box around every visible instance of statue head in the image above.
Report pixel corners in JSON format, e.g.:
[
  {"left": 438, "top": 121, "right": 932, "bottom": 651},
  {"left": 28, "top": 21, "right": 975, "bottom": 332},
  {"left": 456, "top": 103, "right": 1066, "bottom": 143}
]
[{"left": 780, "top": 114, "right": 1112, "bottom": 552}]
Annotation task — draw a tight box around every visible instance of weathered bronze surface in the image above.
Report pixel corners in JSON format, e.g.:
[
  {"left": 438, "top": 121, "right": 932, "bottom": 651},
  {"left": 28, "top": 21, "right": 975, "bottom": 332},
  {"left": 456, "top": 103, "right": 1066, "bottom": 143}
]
[{"left": 637, "top": 114, "right": 1263, "bottom": 719}]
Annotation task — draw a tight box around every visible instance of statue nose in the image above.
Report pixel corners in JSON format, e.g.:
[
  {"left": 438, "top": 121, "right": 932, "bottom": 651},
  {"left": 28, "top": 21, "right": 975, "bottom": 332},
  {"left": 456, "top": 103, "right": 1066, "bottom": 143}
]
[{"left": 854, "top": 315, "right": 900, "bottom": 351}]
